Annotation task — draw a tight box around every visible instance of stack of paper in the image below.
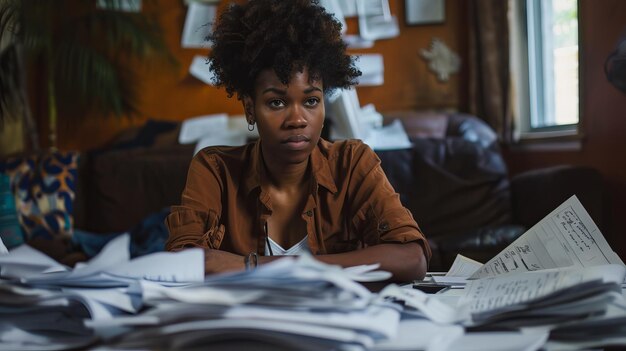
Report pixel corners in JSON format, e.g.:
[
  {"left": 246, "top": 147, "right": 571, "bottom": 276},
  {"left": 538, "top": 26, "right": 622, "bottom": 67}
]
[
  {"left": 1, "top": 195, "right": 625, "bottom": 350},
  {"left": 0, "top": 234, "right": 204, "bottom": 350},
  {"left": 89, "top": 256, "right": 399, "bottom": 350},
  {"left": 393, "top": 195, "right": 626, "bottom": 349},
  {"left": 453, "top": 195, "right": 626, "bottom": 329},
  {"left": 0, "top": 237, "right": 400, "bottom": 350},
  {"left": 460, "top": 264, "right": 625, "bottom": 328}
]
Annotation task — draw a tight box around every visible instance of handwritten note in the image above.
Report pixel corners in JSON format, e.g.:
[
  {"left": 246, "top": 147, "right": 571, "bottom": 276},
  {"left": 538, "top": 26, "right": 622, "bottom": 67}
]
[
  {"left": 470, "top": 195, "right": 624, "bottom": 279},
  {"left": 462, "top": 264, "right": 626, "bottom": 313}
]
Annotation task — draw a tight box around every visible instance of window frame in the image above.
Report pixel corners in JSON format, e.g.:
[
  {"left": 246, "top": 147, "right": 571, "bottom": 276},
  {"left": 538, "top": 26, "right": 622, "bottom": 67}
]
[{"left": 510, "top": 0, "right": 582, "bottom": 147}]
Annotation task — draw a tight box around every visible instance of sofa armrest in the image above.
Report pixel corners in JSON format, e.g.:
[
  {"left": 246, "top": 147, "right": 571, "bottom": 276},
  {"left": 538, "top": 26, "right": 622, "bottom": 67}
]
[
  {"left": 78, "top": 145, "right": 195, "bottom": 234},
  {"left": 510, "top": 165, "right": 604, "bottom": 231}
]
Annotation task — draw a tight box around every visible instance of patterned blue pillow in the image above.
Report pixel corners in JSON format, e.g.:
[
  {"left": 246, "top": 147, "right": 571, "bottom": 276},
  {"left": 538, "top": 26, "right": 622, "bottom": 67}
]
[
  {"left": 0, "top": 151, "right": 79, "bottom": 241},
  {"left": 0, "top": 173, "right": 24, "bottom": 248}
]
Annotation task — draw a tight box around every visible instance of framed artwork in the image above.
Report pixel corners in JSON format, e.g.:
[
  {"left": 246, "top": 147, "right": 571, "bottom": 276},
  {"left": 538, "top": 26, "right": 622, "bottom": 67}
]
[{"left": 405, "top": 0, "right": 445, "bottom": 26}]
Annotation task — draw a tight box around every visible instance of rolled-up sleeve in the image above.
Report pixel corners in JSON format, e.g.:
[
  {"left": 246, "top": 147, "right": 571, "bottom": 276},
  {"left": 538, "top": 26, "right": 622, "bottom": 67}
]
[
  {"left": 165, "top": 151, "right": 224, "bottom": 251},
  {"left": 349, "top": 145, "right": 432, "bottom": 262},
  {"left": 165, "top": 207, "right": 225, "bottom": 250}
]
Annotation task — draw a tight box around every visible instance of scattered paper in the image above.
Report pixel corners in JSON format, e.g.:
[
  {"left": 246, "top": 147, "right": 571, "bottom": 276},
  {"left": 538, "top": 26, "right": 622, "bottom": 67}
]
[
  {"left": 446, "top": 254, "right": 483, "bottom": 277},
  {"left": 343, "top": 34, "right": 374, "bottom": 49},
  {"left": 178, "top": 114, "right": 229, "bottom": 144},
  {"left": 0, "top": 237, "right": 7, "bottom": 254},
  {"left": 181, "top": 2, "right": 216, "bottom": 48},
  {"left": 442, "top": 330, "right": 549, "bottom": 351},
  {"left": 354, "top": 53, "right": 384, "bottom": 86},
  {"left": 372, "top": 318, "right": 463, "bottom": 351},
  {"left": 405, "top": 0, "right": 445, "bottom": 25},
  {"left": 363, "top": 119, "right": 412, "bottom": 151},
  {"left": 0, "top": 244, "right": 69, "bottom": 278},
  {"left": 356, "top": 0, "right": 399, "bottom": 41},
  {"left": 105, "top": 249, "right": 204, "bottom": 283},
  {"left": 318, "top": 0, "right": 347, "bottom": 34},
  {"left": 470, "top": 195, "right": 624, "bottom": 279},
  {"left": 338, "top": 0, "right": 358, "bottom": 17},
  {"left": 189, "top": 55, "right": 215, "bottom": 85}
]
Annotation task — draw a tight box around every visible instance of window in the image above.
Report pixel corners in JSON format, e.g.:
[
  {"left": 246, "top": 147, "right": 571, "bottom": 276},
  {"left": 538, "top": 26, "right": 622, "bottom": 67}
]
[{"left": 511, "top": 0, "right": 580, "bottom": 142}]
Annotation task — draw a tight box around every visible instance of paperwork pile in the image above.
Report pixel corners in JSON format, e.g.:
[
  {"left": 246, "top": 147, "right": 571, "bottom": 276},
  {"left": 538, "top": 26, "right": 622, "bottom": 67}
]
[
  {"left": 457, "top": 195, "right": 626, "bottom": 331},
  {"left": 0, "top": 234, "right": 204, "bottom": 350},
  {"left": 97, "top": 257, "right": 399, "bottom": 350},
  {"left": 0, "top": 194, "right": 625, "bottom": 351},
  {"left": 0, "top": 235, "right": 399, "bottom": 350},
  {"left": 379, "top": 195, "right": 626, "bottom": 350}
]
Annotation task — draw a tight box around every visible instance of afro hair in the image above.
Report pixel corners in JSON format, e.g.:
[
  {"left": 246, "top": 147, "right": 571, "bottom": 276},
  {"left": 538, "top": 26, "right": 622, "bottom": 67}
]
[{"left": 208, "top": 0, "right": 361, "bottom": 99}]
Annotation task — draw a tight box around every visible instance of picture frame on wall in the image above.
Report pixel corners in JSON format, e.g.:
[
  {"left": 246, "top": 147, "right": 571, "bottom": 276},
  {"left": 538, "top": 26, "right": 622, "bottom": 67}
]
[{"left": 405, "top": 0, "right": 445, "bottom": 26}]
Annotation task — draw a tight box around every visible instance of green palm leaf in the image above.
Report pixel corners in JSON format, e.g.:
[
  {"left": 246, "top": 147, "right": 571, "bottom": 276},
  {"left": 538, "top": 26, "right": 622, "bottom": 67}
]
[{"left": 0, "top": 0, "right": 175, "bottom": 147}]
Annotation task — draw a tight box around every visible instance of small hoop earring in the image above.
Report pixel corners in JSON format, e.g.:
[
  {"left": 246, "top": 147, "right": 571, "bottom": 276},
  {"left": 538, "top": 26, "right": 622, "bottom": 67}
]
[{"left": 248, "top": 123, "right": 255, "bottom": 132}]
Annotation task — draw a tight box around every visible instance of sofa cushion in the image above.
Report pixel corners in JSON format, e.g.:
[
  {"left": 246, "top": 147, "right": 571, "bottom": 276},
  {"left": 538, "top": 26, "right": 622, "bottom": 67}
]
[
  {"left": 0, "top": 150, "right": 79, "bottom": 240},
  {"left": 377, "top": 113, "right": 512, "bottom": 240},
  {"left": 0, "top": 173, "right": 24, "bottom": 248}
]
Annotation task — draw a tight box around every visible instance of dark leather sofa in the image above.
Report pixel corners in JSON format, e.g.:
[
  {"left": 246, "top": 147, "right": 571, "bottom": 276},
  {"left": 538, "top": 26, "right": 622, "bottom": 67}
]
[
  {"left": 377, "top": 111, "right": 604, "bottom": 270},
  {"left": 74, "top": 112, "right": 605, "bottom": 271}
]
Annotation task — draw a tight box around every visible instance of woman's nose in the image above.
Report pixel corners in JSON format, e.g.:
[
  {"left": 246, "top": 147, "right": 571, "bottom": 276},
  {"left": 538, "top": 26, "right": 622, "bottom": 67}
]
[{"left": 284, "top": 105, "right": 307, "bottom": 128}]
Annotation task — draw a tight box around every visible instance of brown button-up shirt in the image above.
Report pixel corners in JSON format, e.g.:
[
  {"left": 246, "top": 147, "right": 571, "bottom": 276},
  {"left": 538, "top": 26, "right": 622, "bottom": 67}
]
[{"left": 165, "top": 138, "right": 431, "bottom": 261}]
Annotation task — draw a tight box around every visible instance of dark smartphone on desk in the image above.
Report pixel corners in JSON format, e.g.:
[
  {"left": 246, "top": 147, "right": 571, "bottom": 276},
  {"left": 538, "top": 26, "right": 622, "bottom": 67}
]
[{"left": 412, "top": 283, "right": 450, "bottom": 294}]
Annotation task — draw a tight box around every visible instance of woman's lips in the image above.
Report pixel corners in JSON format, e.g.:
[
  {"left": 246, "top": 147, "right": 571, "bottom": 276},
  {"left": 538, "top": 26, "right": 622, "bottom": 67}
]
[{"left": 282, "top": 135, "right": 310, "bottom": 150}]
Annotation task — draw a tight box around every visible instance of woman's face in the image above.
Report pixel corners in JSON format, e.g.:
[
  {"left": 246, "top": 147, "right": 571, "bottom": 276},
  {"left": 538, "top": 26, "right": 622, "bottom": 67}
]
[{"left": 245, "top": 67, "right": 325, "bottom": 166}]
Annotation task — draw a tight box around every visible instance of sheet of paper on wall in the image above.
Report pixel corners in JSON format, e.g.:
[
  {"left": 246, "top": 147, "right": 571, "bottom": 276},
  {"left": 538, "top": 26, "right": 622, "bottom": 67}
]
[
  {"left": 338, "top": 0, "right": 358, "bottom": 17},
  {"left": 343, "top": 34, "right": 374, "bottom": 49},
  {"left": 318, "top": 0, "right": 347, "bottom": 35},
  {"left": 405, "top": 0, "right": 445, "bottom": 25},
  {"left": 354, "top": 53, "right": 384, "bottom": 86},
  {"left": 178, "top": 114, "right": 229, "bottom": 144},
  {"left": 96, "top": 0, "right": 141, "bottom": 12},
  {"left": 181, "top": 2, "right": 216, "bottom": 48},
  {"left": 189, "top": 54, "right": 215, "bottom": 85},
  {"left": 470, "top": 195, "right": 625, "bottom": 280},
  {"left": 356, "top": 0, "right": 399, "bottom": 41}
]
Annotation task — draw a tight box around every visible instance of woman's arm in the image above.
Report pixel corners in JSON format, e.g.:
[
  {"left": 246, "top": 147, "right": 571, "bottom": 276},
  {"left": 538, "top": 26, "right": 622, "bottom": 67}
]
[
  {"left": 204, "top": 241, "right": 427, "bottom": 282},
  {"left": 313, "top": 242, "right": 427, "bottom": 282}
]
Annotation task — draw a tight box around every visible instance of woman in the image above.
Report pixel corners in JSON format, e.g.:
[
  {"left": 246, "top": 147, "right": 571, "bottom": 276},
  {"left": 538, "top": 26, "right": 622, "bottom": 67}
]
[{"left": 166, "top": 0, "right": 430, "bottom": 282}]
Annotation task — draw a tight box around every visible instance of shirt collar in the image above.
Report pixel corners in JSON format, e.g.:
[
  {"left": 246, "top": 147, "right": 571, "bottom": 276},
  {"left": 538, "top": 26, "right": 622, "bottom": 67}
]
[
  {"left": 242, "top": 139, "right": 338, "bottom": 196},
  {"left": 310, "top": 139, "right": 338, "bottom": 194}
]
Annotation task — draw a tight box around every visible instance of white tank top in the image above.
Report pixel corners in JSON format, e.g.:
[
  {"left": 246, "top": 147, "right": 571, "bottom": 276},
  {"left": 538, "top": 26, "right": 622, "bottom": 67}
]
[{"left": 264, "top": 236, "right": 310, "bottom": 256}]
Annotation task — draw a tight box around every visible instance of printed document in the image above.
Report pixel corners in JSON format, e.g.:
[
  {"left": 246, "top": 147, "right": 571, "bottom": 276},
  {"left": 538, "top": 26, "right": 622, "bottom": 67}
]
[{"left": 470, "top": 195, "right": 624, "bottom": 279}]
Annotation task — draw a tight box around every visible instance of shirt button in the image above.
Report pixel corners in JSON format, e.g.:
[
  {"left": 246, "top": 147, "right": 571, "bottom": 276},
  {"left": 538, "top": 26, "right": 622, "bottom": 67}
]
[
  {"left": 378, "top": 223, "right": 390, "bottom": 231},
  {"left": 305, "top": 210, "right": 313, "bottom": 217}
]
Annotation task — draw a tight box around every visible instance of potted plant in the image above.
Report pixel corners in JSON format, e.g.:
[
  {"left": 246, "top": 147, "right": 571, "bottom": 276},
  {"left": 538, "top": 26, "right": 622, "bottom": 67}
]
[{"left": 0, "top": 0, "right": 174, "bottom": 151}]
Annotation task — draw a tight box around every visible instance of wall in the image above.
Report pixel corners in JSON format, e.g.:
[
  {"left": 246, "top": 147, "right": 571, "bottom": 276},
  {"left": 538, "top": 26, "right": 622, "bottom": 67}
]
[
  {"left": 503, "top": 0, "right": 626, "bottom": 259},
  {"left": 54, "top": 0, "right": 467, "bottom": 151}
]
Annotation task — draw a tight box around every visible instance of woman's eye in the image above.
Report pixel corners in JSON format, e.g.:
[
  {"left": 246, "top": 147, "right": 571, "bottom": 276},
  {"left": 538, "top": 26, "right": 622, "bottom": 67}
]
[
  {"left": 269, "top": 100, "right": 285, "bottom": 108},
  {"left": 305, "top": 98, "right": 320, "bottom": 107}
]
